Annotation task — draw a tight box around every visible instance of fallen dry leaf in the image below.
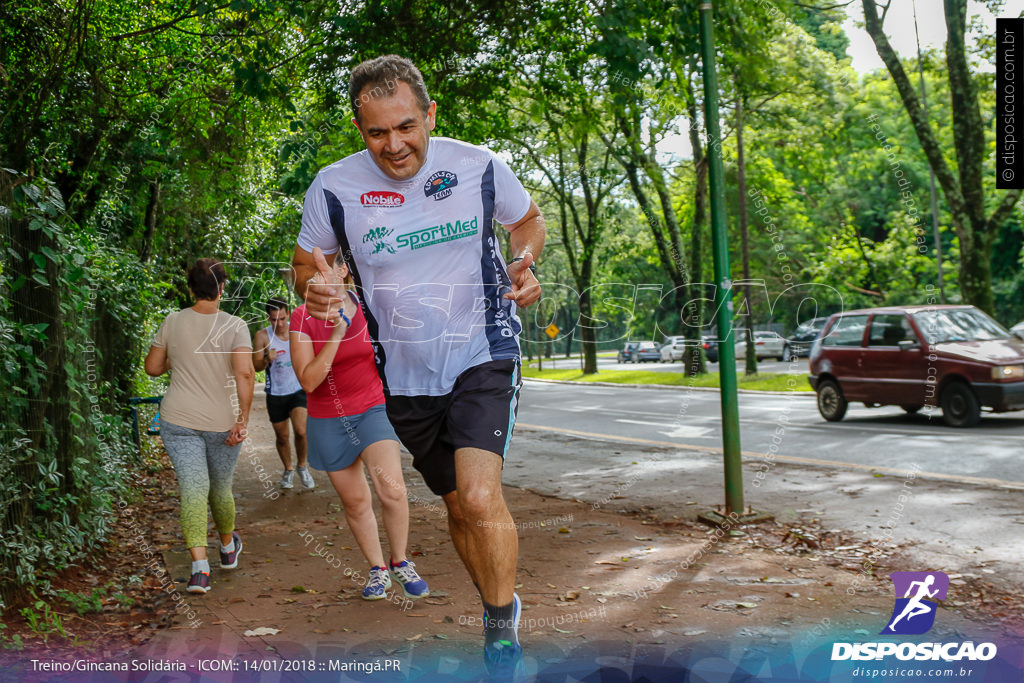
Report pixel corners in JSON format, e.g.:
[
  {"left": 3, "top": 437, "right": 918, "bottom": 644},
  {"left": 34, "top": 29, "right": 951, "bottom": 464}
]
[{"left": 244, "top": 627, "right": 281, "bottom": 637}]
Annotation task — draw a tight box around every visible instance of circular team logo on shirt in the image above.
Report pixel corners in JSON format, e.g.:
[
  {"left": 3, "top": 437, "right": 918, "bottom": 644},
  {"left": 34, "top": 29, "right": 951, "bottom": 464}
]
[{"left": 424, "top": 171, "right": 458, "bottom": 201}]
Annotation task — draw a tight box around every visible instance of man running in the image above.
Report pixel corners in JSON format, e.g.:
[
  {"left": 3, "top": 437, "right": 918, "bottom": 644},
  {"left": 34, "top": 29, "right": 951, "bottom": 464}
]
[
  {"left": 290, "top": 55, "right": 545, "bottom": 675},
  {"left": 252, "top": 297, "right": 314, "bottom": 489},
  {"left": 888, "top": 574, "right": 939, "bottom": 631}
]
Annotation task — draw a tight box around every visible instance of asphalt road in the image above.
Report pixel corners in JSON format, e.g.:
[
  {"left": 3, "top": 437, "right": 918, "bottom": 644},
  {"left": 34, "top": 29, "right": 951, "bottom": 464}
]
[
  {"left": 529, "top": 355, "right": 802, "bottom": 374},
  {"left": 516, "top": 379, "right": 1024, "bottom": 486}
]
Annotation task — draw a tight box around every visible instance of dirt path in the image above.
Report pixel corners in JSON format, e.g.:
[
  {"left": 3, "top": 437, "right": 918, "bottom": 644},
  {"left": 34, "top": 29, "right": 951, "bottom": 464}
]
[
  {"left": 131, "top": 393, "right": 1009, "bottom": 671},
  {"left": 3, "top": 389, "right": 1015, "bottom": 681}
]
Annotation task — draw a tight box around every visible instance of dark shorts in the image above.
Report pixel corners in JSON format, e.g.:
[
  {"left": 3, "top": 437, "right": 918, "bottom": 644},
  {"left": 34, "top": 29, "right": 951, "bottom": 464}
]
[
  {"left": 385, "top": 359, "right": 522, "bottom": 496},
  {"left": 266, "top": 389, "right": 307, "bottom": 424},
  {"left": 306, "top": 404, "right": 399, "bottom": 472}
]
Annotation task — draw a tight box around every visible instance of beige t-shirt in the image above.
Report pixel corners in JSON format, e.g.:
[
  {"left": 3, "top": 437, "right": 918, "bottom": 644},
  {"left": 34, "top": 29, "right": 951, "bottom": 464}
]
[{"left": 152, "top": 308, "right": 252, "bottom": 432}]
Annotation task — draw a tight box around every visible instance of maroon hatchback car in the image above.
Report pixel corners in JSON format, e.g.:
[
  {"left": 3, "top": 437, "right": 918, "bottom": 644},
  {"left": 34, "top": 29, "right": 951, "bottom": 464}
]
[{"left": 808, "top": 305, "right": 1024, "bottom": 427}]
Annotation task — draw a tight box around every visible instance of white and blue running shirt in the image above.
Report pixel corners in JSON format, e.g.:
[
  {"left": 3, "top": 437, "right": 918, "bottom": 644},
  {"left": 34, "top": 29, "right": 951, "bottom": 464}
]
[{"left": 297, "top": 137, "right": 532, "bottom": 397}]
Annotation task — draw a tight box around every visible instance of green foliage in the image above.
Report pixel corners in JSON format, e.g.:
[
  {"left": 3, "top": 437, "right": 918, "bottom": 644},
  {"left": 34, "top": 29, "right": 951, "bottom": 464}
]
[
  {"left": 0, "top": 622, "right": 25, "bottom": 651},
  {"left": 53, "top": 588, "right": 105, "bottom": 616},
  {"left": 18, "top": 590, "right": 67, "bottom": 643},
  {"left": 0, "top": 173, "right": 140, "bottom": 613}
]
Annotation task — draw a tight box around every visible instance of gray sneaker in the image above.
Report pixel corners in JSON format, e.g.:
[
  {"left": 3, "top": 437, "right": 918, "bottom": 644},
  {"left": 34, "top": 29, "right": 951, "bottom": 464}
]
[
  {"left": 297, "top": 466, "right": 315, "bottom": 489},
  {"left": 280, "top": 470, "right": 295, "bottom": 489}
]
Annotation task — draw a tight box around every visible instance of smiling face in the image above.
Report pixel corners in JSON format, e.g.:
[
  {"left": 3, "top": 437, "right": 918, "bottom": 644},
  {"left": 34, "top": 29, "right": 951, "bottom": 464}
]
[{"left": 354, "top": 80, "right": 436, "bottom": 181}]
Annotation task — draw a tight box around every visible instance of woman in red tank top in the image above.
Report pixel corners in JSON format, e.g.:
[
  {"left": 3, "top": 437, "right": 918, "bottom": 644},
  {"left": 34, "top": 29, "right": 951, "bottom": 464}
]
[{"left": 290, "top": 251, "right": 429, "bottom": 602}]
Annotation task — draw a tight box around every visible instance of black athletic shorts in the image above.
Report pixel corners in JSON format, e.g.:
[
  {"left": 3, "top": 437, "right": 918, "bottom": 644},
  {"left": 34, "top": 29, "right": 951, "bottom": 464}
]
[
  {"left": 266, "top": 389, "right": 307, "bottom": 424},
  {"left": 385, "top": 359, "right": 522, "bottom": 496}
]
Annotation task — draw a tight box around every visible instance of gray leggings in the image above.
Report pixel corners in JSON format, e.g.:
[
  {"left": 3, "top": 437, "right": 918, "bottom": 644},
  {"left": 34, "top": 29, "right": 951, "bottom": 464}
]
[{"left": 160, "top": 419, "right": 240, "bottom": 549}]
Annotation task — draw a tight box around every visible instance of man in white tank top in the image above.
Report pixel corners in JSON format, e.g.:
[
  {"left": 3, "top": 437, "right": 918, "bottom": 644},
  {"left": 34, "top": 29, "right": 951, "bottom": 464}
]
[{"left": 252, "top": 298, "right": 313, "bottom": 489}]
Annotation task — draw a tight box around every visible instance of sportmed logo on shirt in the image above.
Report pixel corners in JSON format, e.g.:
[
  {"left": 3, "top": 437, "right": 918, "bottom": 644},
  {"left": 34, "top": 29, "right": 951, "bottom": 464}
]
[{"left": 395, "top": 216, "right": 479, "bottom": 251}]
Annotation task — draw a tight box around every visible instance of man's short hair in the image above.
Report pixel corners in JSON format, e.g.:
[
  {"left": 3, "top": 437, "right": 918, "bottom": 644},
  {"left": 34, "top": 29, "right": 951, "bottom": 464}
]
[
  {"left": 349, "top": 55, "right": 430, "bottom": 123},
  {"left": 266, "top": 297, "right": 289, "bottom": 315},
  {"left": 187, "top": 258, "right": 227, "bottom": 301}
]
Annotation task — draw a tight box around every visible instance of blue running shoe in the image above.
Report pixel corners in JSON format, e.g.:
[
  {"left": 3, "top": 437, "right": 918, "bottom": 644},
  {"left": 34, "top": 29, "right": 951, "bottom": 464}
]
[
  {"left": 484, "top": 593, "right": 522, "bottom": 678},
  {"left": 389, "top": 559, "right": 429, "bottom": 599},
  {"left": 362, "top": 566, "right": 392, "bottom": 600},
  {"left": 484, "top": 639, "right": 523, "bottom": 679}
]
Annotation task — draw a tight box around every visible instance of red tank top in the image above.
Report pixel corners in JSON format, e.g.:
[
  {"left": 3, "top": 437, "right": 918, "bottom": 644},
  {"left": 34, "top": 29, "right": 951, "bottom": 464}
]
[{"left": 290, "top": 296, "right": 385, "bottom": 418}]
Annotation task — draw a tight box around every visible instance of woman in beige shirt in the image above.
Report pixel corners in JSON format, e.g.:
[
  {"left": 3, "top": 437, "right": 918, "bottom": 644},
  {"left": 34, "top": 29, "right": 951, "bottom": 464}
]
[{"left": 145, "top": 258, "right": 254, "bottom": 594}]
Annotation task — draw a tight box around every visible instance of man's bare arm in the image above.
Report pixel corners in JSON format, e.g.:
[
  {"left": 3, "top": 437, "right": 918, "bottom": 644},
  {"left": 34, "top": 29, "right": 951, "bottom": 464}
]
[
  {"left": 503, "top": 199, "right": 546, "bottom": 307},
  {"left": 252, "top": 328, "right": 270, "bottom": 371}
]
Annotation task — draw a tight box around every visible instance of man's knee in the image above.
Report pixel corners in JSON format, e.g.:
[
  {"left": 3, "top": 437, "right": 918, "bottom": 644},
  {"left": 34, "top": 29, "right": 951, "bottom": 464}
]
[
  {"left": 275, "top": 435, "right": 289, "bottom": 449},
  {"left": 458, "top": 482, "right": 504, "bottom": 521},
  {"left": 444, "top": 494, "right": 467, "bottom": 527}
]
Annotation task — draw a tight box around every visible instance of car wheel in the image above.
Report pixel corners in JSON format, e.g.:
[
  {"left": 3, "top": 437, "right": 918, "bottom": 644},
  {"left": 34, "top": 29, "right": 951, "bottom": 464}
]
[
  {"left": 816, "top": 379, "right": 847, "bottom": 422},
  {"left": 783, "top": 346, "right": 794, "bottom": 362},
  {"left": 940, "top": 382, "right": 981, "bottom": 427},
  {"left": 901, "top": 404, "right": 923, "bottom": 414}
]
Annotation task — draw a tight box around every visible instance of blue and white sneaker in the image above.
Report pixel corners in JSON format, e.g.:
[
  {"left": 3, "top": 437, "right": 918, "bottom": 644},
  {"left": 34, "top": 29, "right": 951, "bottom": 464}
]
[
  {"left": 484, "top": 593, "right": 523, "bottom": 678},
  {"left": 389, "top": 559, "right": 429, "bottom": 599},
  {"left": 362, "top": 566, "right": 392, "bottom": 601}
]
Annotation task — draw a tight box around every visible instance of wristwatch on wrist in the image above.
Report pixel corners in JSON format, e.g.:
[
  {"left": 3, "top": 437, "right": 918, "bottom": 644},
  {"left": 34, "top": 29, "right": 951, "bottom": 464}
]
[{"left": 511, "top": 256, "right": 537, "bottom": 275}]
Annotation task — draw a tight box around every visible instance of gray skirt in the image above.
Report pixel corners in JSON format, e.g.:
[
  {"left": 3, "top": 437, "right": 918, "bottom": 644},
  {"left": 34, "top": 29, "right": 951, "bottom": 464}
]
[{"left": 306, "top": 404, "right": 399, "bottom": 472}]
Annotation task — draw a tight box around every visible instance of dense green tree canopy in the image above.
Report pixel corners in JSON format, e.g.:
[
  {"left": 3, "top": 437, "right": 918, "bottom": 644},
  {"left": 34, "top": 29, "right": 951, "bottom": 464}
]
[{"left": 1, "top": 0, "right": 1020, "bottom": 613}]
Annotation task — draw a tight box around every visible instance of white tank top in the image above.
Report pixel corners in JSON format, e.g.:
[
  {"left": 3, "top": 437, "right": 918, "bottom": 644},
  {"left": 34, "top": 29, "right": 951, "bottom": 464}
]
[{"left": 265, "top": 326, "right": 302, "bottom": 396}]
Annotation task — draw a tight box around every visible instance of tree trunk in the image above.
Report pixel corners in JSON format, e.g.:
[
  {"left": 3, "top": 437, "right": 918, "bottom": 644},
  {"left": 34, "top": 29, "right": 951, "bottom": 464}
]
[
  {"left": 139, "top": 179, "right": 161, "bottom": 263},
  {"left": 577, "top": 288, "right": 598, "bottom": 375},
  {"left": 735, "top": 95, "right": 758, "bottom": 375},
  {"left": 685, "top": 71, "right": 709, "bottom": 375},
  {"left": 860, "top": 0, "right": 1023, "bottom": 313}
]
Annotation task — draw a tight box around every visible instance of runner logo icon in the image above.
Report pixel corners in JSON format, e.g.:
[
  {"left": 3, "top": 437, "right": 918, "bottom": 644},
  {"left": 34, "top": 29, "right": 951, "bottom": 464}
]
[
  {"left": 361, "top": 226, "right": 395, "bottom": 255},
  {"left": 881, "top": 571, "right": 948, "bottom": 635},
  {"left": 424, "top": 171, "right": 458, "bottom": 201}
]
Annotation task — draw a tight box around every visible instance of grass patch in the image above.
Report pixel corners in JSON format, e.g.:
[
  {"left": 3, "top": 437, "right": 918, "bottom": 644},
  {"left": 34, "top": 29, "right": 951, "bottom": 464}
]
[{"left": 521, "top": 366, "right": 812, "bottom": 392}]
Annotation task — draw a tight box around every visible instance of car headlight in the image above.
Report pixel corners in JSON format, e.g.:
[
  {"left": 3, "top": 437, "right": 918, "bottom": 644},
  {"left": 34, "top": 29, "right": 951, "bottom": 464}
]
[{"left": 992, "top": 365, "right": 1024, "bottom": 380}]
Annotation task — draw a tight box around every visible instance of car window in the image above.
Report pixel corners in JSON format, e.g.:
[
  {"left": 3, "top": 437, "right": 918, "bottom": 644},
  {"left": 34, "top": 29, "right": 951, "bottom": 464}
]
[
  {"left": 793, "top": 318, "right": 826, "bottom": 336},
  {"left": 821, "top": 315, "right": 868, "bottom": 347},
  {"left": 912, "top": 308, "right": 1010, "bottom": 343},
  {"left": 867, "top": 314, "right": 916, "bottom": 347}
]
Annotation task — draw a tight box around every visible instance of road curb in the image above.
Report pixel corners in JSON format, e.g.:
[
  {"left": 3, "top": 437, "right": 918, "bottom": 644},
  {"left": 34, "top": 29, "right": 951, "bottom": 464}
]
[{"left": 522, "top": 376, "right": 816, "bottom": 397}]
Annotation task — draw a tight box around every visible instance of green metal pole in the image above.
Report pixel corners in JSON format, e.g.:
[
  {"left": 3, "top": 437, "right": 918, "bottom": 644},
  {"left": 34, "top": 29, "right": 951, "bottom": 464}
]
[{"left": 699, "top": 1, "right": 744, "bottom": 515}]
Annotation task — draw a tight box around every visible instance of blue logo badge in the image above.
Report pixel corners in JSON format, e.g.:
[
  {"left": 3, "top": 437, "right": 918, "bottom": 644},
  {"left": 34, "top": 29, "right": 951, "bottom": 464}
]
[
  {"left": 881, "top": 571, "right": 948, "bottom": 635},
  {"left": 424, "top": 171, "right": 458, "bottom": 201}
]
